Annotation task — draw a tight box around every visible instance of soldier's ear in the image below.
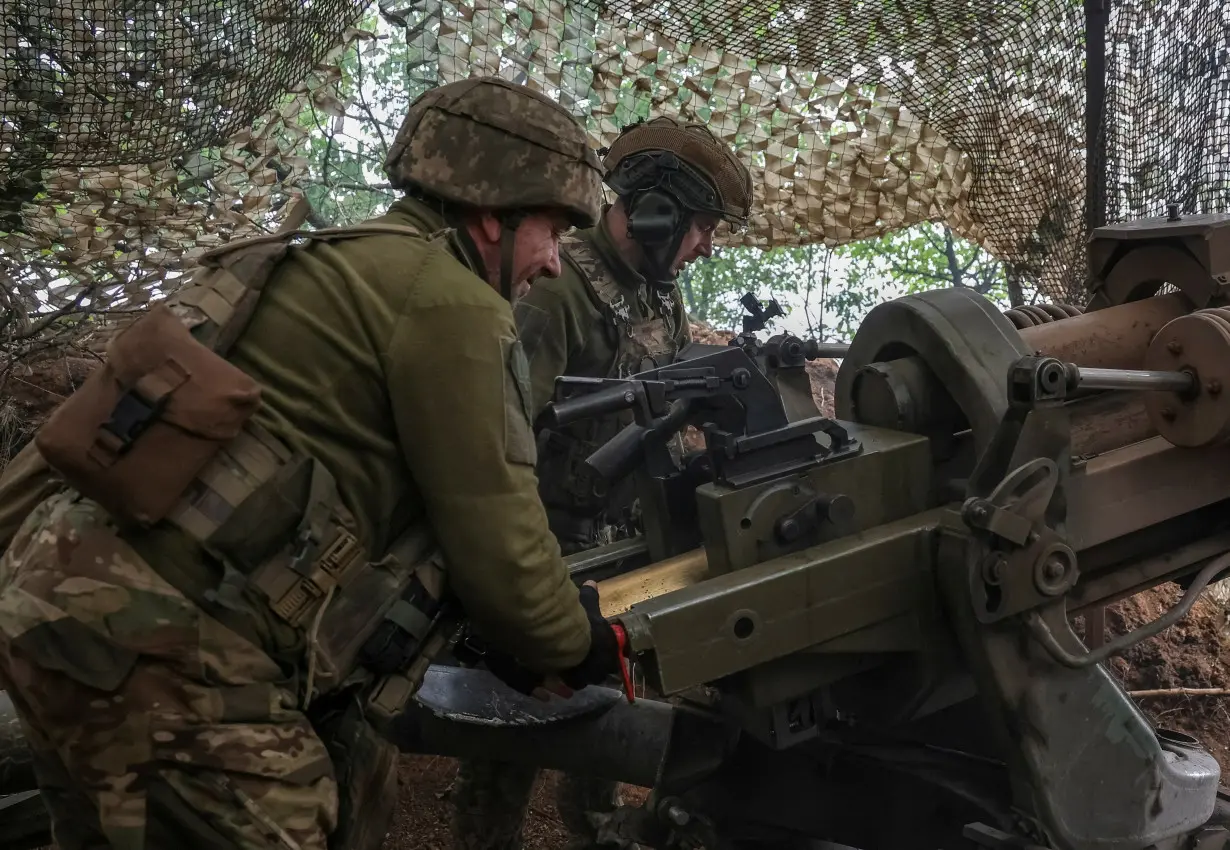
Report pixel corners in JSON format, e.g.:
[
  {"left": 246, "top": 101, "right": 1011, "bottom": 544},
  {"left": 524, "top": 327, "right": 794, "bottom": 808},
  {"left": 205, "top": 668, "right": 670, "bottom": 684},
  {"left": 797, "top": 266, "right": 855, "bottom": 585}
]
[{"left": 472, "top": 211, "right": 504, "bottom": 246}]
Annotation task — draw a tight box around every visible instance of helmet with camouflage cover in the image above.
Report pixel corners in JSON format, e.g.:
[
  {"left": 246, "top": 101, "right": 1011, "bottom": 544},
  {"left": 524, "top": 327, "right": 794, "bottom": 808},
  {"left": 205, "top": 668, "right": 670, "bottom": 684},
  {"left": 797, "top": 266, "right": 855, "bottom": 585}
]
[
  {"left": 602, "top": 116, "right": 753, "bottom": 227},
  {"left": 384, "top": 77, "right": 604, "bottom": 230},
  {"left": 599, "top": 116, "right": 753, "bottom": 283}
]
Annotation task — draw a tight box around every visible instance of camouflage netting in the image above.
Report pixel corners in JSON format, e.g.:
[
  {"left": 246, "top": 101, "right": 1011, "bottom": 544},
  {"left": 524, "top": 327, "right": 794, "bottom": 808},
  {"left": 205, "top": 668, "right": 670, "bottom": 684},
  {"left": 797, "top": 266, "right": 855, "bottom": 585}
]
[
  {"left": 0, "top": 0, "right": 1225, "bottom": 366},
  {"left": 1104, "top": 2, "right": 1230, "bottom": 221}
]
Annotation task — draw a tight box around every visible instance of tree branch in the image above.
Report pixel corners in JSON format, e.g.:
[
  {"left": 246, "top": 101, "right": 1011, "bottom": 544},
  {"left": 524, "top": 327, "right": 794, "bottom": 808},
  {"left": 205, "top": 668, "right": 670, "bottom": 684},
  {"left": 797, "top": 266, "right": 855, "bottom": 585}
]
[
  {"left": 890, "top": 263, "right": 951, "bottom": 283},
  {"left": 353, "top": 46, "right": 390, "bottom": 159},
  {"left": 1129, "top": 687, "right": 1230, "bottom": 698},
  {"left": 941, "top": 226, "right": 963, "bottom": 288}
]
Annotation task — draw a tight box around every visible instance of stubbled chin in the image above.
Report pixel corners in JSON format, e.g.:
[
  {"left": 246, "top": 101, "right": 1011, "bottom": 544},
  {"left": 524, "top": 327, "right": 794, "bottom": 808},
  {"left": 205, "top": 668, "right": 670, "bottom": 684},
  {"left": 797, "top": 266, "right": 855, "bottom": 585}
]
[{"left": 673, "top": 255, "right": 700, "bottom": 275}]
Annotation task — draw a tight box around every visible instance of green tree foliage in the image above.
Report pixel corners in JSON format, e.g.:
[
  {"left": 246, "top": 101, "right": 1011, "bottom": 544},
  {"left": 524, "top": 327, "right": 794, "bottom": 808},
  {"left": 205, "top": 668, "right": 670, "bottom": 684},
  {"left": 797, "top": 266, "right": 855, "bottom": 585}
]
[{"left": 679, "top": 222, "right": 1037, "bottom": 341}]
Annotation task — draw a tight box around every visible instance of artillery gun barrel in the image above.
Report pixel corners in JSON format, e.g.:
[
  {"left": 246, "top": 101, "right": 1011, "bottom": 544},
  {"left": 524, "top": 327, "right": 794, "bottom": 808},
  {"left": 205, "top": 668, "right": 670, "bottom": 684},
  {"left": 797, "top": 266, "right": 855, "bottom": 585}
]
[
  {"left": 1015, "top": 291, "right": 1190, "bottom": 370},
  {"left": 803, "top": 340, "right": 851, "bottom": 359}
]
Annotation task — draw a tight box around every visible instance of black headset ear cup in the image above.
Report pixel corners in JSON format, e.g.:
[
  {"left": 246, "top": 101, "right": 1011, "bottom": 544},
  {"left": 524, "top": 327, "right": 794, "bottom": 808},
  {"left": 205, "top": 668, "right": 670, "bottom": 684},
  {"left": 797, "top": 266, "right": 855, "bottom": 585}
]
[{"left": 627, "top": 189, "right": 683, "bottom": 244}]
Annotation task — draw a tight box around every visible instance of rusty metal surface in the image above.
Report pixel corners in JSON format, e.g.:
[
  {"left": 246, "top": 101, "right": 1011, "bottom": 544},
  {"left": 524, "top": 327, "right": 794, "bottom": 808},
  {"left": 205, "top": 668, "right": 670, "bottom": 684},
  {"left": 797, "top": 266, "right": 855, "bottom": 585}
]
[
  {"left": 1143, "top": 308, "right": 1230, "bottom": 447},
  {"left": 1018, "top": 292, "right": 1190, "bottom": 370},
  {"left": 1069, "top": 393, "right": 1154, "bottom": 457},
  {"left": 1065, "top": 436, "right": 1230, "bottom": 551},
  {"left": 1002, "top": 303, "right": 1085, "bottom": 329}
]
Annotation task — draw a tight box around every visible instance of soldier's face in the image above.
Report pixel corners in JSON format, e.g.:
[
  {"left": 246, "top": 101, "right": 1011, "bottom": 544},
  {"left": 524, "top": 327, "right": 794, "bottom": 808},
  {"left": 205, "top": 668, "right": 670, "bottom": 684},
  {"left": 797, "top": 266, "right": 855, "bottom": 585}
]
[
  {"left": 509, "top": 213, "right": 571, "bottom": 299},
  {"left": 671, "top": 213, "right": 719, "bottom": 274},
  {"left": 470, "top": 211, "right": 570, "bottom": 299}
]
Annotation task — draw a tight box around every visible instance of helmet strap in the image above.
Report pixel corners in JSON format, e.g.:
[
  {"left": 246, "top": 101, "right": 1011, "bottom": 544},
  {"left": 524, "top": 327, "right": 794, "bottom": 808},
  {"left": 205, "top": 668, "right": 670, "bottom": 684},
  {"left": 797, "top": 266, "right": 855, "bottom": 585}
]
[{"left": 496, "top": 211, "right": 528, "bottom": 303}]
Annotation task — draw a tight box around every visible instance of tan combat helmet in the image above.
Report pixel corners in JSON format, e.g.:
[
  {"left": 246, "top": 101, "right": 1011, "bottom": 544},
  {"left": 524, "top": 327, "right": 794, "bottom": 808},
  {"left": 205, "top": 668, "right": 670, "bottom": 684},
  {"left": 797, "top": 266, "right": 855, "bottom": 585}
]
[
  {"left": 601, "top": 116, "right": 753, "bottom": 229},
  {"left": 384, "top": 77, "right": 604, "bottom": 230},
  {"left": 596, "top": 116, "right": 752, "bottom": 283}
]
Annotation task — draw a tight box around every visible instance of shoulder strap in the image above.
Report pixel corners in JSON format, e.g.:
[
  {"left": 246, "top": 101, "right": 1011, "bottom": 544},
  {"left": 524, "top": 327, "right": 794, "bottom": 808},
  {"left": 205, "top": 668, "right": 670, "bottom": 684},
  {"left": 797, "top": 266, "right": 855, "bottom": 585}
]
[
  {"left": 195, "top": 223, "right": 438, "bottom": 266},
  {"left": 174, "top": 221, "right": 436, "bottom": 356}
]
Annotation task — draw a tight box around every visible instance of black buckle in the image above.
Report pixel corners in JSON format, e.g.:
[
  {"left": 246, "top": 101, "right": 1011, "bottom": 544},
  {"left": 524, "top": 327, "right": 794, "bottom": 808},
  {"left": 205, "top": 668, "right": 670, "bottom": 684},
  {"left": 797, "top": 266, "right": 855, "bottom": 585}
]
[
  {"left": 287, "top": 528, "right": 321, "bottom": 577},
  {"left": 101, "top": 391, "right": 164, "bottom": 454}
]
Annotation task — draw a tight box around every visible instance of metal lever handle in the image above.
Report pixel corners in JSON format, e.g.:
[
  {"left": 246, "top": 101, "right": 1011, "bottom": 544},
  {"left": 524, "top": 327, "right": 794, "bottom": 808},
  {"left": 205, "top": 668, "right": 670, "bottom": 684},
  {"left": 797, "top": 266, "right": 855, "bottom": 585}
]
[
  {"left": 610, "top": 623, "right": 635, "bottom": 704},
  {"left": 1026, "top": 552, "right": 1230, "bottom": 668}
]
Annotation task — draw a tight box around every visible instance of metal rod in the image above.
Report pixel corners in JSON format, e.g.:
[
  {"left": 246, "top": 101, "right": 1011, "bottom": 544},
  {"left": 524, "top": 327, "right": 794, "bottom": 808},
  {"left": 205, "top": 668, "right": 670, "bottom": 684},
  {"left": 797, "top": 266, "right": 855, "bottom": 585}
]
[
  {"left": 810, "top": 342, "right": 850, "bottom": 360},
  {"left": 566, "top": 536, "right": 650, "bottom": 580},
  {"left": 1076, "top": 366, "right": 1195, "bottom": 394}
]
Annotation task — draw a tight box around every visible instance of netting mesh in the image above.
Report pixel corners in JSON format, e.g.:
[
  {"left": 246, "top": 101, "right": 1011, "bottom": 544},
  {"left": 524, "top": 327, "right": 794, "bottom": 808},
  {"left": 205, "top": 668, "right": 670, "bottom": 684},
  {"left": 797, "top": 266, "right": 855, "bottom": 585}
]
[
  {"left": 413, "top": 0, "right": 1087, "bottom": 291},
  {"left": 0, "top": 0, "right": 1225, "bottom": 367},
  {"left": 1, "top": 0, "right": 370, "bottom": 170},
  {"left": 1105, "top": 1, "right": 1230, "bottom": 222}
]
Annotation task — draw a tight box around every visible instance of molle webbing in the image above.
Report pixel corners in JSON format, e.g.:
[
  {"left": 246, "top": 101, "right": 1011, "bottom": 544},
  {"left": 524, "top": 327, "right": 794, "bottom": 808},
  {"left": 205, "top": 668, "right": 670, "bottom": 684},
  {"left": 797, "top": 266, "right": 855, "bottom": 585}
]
[
  {"left": 536, "top": 236, "right": 684, "bottom": 521},
  {"left": 160, "top": 221, "right": 449, "bottom": 701},
  {"left": 562, "top": 236, "right": 678, "bottom": 377},
  {"left": 170, "top": 223, "right": 444, "bottom": 356}
]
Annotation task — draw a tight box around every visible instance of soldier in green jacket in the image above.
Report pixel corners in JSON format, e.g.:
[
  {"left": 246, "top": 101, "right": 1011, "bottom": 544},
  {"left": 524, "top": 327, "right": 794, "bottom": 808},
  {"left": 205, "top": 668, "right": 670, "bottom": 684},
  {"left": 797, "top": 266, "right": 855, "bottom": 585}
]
[
  {"left": 450, "top": 117, "right": 753, "bottom": 850},
  {"left": 0, "top": 77, "right": 620, "bottom": 850}
]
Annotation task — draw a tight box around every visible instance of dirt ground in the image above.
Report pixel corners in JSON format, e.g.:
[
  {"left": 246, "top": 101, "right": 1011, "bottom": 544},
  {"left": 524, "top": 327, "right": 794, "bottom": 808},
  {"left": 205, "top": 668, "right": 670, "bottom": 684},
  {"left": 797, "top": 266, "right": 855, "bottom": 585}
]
[
  {"left": 381, "top": 759, "right": 651, "bottom": 850},
  {"left": 8, "top": 327, "right": 1230, "bottom": 849},
  {"left": 1104, "top": 585, "right": 1230, "bottom": 773}
]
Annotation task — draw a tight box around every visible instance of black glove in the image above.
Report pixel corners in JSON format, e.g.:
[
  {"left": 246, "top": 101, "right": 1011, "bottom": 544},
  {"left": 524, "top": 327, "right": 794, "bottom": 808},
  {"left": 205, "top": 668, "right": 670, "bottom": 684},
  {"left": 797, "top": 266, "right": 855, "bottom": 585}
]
[
  {"left": 481, "top": 646, "right": 545, "bottom": 696},
  {"left": 559, "top": 583, "right": 622, "bottom": 691}
]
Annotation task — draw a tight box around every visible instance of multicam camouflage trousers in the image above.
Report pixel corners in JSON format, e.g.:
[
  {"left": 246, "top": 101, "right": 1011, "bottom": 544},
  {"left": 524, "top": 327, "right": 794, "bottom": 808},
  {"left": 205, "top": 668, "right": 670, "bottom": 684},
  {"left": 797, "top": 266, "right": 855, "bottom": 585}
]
[
  {"left": 451, "top": 757, "right": 625, "bottom": 850},
  {"left": 0, "top": 491, "right": 397, "bottom": 850}
]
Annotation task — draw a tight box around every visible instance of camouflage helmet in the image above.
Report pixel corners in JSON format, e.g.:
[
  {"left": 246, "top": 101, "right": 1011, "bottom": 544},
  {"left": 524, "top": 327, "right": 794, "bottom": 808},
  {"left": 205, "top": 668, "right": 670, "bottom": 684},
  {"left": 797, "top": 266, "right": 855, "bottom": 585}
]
[
  {"left": 383, "top": 77, "right": 604, "bottom": 228},
  {"left": 601, "top": 116, "right": 753, "bottom": 228}
]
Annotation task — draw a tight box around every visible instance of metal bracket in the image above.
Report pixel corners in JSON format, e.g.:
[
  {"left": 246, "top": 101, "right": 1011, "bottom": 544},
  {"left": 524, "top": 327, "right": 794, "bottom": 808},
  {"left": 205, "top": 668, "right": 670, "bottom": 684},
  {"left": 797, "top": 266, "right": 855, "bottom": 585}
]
[
  {"left": 961, "top": 355, "right": 1080, "bottom": 624},
  {"left": 963, "top": 459, "right": 1079, "bottom": 623},
  {"left": 1026, "top": 552, "right": 1230, "bottom": 668}
]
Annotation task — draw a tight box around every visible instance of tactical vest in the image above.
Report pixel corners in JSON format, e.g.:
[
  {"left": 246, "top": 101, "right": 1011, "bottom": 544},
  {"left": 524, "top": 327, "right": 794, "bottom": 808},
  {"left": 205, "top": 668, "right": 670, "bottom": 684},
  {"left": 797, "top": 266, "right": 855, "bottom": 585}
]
[
  {"left": 536, "top": 235, "right": 686, "bottom": 529},
  {"left": 33, "top": 222, "right": 458, "bottom": 721}
]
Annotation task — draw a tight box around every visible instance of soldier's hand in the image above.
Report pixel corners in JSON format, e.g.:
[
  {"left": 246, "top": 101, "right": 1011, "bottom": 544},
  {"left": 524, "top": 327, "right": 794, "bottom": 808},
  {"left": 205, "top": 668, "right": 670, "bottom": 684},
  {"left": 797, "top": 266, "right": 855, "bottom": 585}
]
[
  {"left": 482, "top": 647, "right": 543, "bottom": 695},
  {"left": 559, "top": 581, "right": 622, "bottom": 690},
  {"left": 482, "top": 647, "right": 576, "bottom": 702}
]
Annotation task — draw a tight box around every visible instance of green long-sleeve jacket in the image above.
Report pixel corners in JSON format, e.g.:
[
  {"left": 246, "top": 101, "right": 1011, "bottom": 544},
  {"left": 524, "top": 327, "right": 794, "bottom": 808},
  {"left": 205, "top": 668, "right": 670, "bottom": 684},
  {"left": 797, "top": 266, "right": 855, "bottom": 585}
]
[{"left": 134, "top": 197, "right": 592, "bottom": 673}]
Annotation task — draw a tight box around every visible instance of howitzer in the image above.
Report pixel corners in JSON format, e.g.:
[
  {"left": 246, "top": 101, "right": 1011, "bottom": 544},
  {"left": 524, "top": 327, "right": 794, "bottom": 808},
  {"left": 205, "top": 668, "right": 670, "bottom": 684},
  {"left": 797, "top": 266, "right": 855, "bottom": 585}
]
[
  {"left": 393, "top": 211, "right": 1230, "bottom": 850},
  {"left": 7, "top": 212, "right": 1230, "bottom": 850}
]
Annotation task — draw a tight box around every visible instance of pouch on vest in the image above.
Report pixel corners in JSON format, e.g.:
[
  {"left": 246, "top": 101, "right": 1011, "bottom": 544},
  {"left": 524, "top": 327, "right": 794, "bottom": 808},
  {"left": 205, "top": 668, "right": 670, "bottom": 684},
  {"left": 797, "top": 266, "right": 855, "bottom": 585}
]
[
  {"left": 29, "top": 221, "right": 427, "bottom": 530},
  {"left": 34, "top": 304, "right": 262, "bottom": 527}
]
